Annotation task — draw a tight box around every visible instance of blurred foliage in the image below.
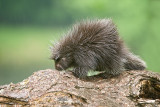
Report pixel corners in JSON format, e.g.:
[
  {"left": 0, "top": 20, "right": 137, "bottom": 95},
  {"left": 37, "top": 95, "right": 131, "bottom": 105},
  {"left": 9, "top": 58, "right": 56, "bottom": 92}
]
[{"left": 0, "top": 0, "right": 160, "bottom": 85}]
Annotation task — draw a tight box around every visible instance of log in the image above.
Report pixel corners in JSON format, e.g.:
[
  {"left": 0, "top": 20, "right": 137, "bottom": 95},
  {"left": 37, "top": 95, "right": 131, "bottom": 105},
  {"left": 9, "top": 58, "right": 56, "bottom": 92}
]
[{"left": 0, "top": 69, "right": 160, "bottom": 107}]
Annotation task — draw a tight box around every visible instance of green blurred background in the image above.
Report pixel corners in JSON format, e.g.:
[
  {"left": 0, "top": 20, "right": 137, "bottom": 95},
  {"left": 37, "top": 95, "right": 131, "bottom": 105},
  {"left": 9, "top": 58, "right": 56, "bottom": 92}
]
[{"left": 0, "top": 0, "right": 160, "bottom": 85}]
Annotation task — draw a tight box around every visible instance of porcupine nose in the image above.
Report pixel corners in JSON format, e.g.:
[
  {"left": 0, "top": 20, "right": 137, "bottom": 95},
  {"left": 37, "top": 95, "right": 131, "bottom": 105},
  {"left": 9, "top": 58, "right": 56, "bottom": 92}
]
[{"left": 55, "top": 64, "right": 63, "bottom": 71}]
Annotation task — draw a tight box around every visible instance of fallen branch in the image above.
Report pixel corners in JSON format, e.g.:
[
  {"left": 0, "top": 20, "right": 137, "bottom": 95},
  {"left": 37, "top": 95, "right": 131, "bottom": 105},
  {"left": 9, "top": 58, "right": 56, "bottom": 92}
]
[{"left": 0, "top": 69, "right": 160, "bottom": 106}]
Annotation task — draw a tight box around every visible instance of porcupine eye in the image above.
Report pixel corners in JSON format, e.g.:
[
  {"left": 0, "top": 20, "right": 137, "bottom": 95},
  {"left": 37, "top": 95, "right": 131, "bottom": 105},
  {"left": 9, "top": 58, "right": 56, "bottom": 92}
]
[
  {"left": 53, "top": 55, "right": 60, "bottom": 61},
  {"left": 54, "top": 56, "right": 65, "bottom": 62}
]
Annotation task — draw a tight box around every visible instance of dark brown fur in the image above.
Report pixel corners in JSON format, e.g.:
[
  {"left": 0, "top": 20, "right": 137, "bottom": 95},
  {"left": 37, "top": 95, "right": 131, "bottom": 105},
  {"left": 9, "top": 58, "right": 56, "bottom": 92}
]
[{"left": 51, "top": 19, "right": 146, "bottom": 79}]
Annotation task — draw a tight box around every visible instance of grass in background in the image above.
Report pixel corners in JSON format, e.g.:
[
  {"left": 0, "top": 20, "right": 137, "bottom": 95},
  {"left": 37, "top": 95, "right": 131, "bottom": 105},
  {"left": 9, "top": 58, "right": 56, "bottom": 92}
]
[{"left": 0, "top": 25, "right": 65, "bottom": 85}]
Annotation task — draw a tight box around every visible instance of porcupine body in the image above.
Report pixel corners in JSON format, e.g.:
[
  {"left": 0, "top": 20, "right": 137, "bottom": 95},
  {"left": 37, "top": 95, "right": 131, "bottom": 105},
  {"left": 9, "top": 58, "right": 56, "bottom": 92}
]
[{"left": 51, "top": 19, "right": 146, "bottom": 79}]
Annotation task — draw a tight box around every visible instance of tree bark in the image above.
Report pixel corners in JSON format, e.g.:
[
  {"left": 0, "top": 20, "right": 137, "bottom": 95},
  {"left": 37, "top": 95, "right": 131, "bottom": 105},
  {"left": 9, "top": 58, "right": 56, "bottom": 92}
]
[{"left": 0, "top": 69, "right": 160, "bottom": 107}]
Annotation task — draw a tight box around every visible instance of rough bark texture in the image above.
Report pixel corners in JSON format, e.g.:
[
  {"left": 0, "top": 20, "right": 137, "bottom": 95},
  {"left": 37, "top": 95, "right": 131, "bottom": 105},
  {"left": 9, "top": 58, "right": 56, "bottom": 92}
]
[{"left": 0, "top": 69, "right": 160, "bottom": 107}]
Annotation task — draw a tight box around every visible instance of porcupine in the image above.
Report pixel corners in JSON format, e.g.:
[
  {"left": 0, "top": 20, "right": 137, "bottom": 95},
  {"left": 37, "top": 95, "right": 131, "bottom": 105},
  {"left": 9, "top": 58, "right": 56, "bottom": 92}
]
[{"left": 50, "top": 19, "right": 146, "bottom": 79}]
